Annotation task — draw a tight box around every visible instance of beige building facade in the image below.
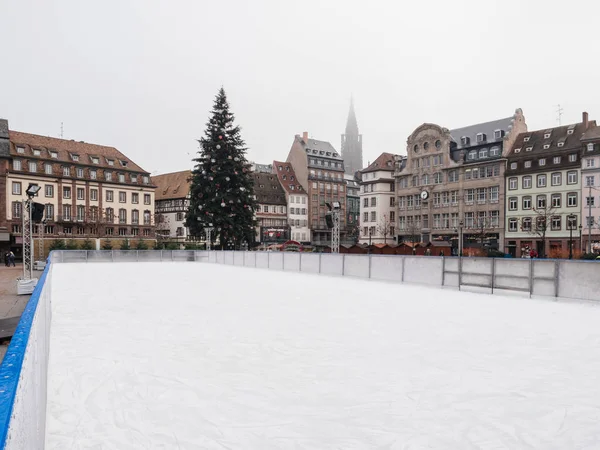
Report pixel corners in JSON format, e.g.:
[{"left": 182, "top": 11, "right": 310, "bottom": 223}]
[
  {"left": 4, "top": 127, "right": 155, "bottom": 257},
  {"left": 395, "top": 109, "right": 527, "bottom": 254}
]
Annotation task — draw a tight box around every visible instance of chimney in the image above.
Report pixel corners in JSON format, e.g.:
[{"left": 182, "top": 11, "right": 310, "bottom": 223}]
[
  {"left": 302, "top": 131, "right": 308, "bottom": 143},
  {"left": 583, "top": 112, "right": 589, "bottom": 129}
]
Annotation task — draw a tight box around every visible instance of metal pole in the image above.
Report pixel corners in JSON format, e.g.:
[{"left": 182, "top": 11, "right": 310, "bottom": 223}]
[
  {"left": 588, "top": 185, "right": 593, "bottom": 253},
  {"left": 569, "top": 219, "right": 573, "bottom": 260},
  {"left": 331, "top": 210, "right": 340, "bottom": 253}
]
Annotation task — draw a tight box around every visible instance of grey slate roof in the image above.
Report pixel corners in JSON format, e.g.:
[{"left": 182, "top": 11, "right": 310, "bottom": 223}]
[
  {"left": 253, "top": 173, "right": 287, "bottom": 205},
  {"left": 304, "top": 138, "right": 342, "bottom": 160},
  {"left": 450, "top": 116, "right": 514, "bottom": 150},
  {"left": 582, "top": 125, "right": 600, "bottom": 141}
]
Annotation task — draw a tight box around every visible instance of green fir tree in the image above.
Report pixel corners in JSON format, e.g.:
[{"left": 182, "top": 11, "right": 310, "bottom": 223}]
[{"left": 186, "top": 88, "right": 257, "bottom": 248}]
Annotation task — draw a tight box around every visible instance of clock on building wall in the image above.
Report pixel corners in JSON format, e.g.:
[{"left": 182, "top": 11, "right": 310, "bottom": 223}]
[{"left": 420, "top": 190, "right": 429, "bottom": 200}]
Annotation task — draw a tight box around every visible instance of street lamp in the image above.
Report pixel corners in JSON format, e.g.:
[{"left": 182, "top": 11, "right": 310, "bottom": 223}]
[
  {"left": 579, "top": 224, "right": 583, "bottom": 254},
  {"left": 368, "top": 228, "right": 372, "bottom": 254},
  {"left": 567, "top": 214, "right": 576, "bottom": 260},
  {"left": 458, "top": 220, "right": 464, "bottom": 257}
]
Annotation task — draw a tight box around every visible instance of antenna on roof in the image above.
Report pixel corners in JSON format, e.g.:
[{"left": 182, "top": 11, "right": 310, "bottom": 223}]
[
  {"left": 556, "top": 104, "right": 563, "bottom": 126},
  {"left": 60, "top": 122, "right": 64, "bottom": 139}
]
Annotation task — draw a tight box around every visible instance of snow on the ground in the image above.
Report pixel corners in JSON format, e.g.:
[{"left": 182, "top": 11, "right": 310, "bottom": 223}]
[{"left": 46, "top": 262, "right": 600, "bottom": 449}]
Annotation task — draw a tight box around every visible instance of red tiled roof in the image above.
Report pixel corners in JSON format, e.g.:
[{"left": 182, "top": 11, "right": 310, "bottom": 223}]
[
  {"left": 361, "top": 152, "right": 397, "bottom": 173},
  {"left": 9, "top": 131, "right": 149, "bottom": 174},
  {"left": 272, "top": 160, "right": 306, "bottom": 194},
  {"left": 152, "top": 170, "right": 192, "bottom": 201}
]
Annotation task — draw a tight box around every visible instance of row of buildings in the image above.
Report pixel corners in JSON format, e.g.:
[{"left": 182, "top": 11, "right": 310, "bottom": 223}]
[
  {"left": 359, "top": 110, "right": 600, "bottom": 257},
  {"left": 3, "top": 104, "right": 600, "bottom": 257}
]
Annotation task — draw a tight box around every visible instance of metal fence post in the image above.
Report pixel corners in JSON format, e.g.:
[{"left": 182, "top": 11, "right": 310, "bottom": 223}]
[
  {"left": 243, "top": 251, "right": 245, "bottom": 267},
  {"left": 368, "top": 254, "right": 372, "bottom": 279},
  {"left": 318, "top": 253, "right": 322, "bottom": 274},
  {"left": 441, "top": 256, "right": 445, "bottom": 286},
  {"left": 342, "top": 254, "right": 346, "bottom": 276},
  {"left": 401, "top": 256, "right": 405, "bottom": 283},
  {"left": 136, "top": 250, "right": 139, "bottom": 262},
  {"left": 554, "top": 260, "right": 560, "bottom": 298},
  {"left": 267, "top": 252, "right": 270, "bottom": 269},
  {"left": 282, "top": 252, "right": 285, "bottom": 271},
  {"left": 299, "top": 252, "right": 302, "bottom": 272},
  {"left": 111, "top": 250, "right": 114, "bottom": 262},
  {"left": 160, "top": 250, "right": 163, "bottom": 262},
  {"left": 171, "top": 250, "right": 174, "bottom": 261},
  {"left": 529, "top": 258, "right": 533, "bottom": 298},
  {"left": 86, "top": 250, "right": 89, "bottom": 263},
  {"left": 458, "top": 256, "right": 462, "bottom": 291},
  {"left": 491, "top": 257, "right": 495, "bottom": 294}
]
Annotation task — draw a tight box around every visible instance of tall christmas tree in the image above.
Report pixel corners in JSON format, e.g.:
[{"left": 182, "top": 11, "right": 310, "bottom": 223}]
[{"left": 186, "top": 88, "right": 257, "bottom": 249}]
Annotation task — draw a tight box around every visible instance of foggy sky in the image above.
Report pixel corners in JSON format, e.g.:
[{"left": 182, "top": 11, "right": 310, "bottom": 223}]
[{"left": 1, "top": 0, "right": 598, "bottom": 175}]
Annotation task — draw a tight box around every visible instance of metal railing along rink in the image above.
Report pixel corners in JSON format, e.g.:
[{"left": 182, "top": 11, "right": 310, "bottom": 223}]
[{"left": 50, "top": 250, "right": 600, "bottom": 303}]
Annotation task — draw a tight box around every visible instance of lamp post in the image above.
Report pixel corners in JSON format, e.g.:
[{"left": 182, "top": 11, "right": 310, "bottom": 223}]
[
  {"left": 567, "top": 214, "right": 576, "bottom": 260},
  {"left": 203, "top": 223, "right": 214, "bottom": 251},
  {"left": 458, "top": 220, "right": 464, "bottom": 257},
  {"left": 579, "top": 224, "right": 583, "bottom": 255},
  {"left": 368, "top": 228, "right": 372, "bottom": 254}
]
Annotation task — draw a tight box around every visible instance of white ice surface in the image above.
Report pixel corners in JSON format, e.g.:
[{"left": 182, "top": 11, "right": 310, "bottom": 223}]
[{"left": 46, "top": 262, "right": 600, "bottom": 449}]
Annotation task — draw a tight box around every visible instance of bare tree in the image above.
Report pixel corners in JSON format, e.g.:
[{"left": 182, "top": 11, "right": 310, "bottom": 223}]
[
  {"left": 522, "top": 199, "right": 558, "bottom": 258},
  {"left": 376, "top": 213, "right": 394, "bottom": 244}
]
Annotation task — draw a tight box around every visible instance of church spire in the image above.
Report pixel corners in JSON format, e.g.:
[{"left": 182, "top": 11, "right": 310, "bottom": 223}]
[
  {"left": 345, "top": 96, "right": 358, "bottom": 135},
  {"left": 341, "top": 96, "right": 363, "bottom": 174}
]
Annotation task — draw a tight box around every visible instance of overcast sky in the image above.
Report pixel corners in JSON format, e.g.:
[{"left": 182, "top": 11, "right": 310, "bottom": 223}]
[{"left": 1, "top": 0, "right": 598, "bottom": 175}]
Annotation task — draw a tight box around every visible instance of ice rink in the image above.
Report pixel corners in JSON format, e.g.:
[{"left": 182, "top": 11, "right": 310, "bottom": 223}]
[{"left": 46, "top": 262, "right": 600, "bottom": 449}]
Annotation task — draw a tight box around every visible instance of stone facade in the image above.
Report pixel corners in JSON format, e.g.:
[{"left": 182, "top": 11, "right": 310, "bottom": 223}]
[
  {"left": 395, "top": 109, "right": 526, "bottom": 254},
  {"left": 286, "top": 132, "right": 347, "bottom": 247},
  {"left": 581, "top": 123, "right": 600, "bottom": 253},
  {"left": 359, "top": 153, "right": 398, "bottom": 245},
  {"left": 504, "top": 113, "right": 594, "bottom": 258},
  {"left": 152, "top": 170, "right": 192, "bottom": 244}
]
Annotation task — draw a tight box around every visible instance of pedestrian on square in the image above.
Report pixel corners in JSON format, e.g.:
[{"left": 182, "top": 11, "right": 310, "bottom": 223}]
[
  {"left": 8, "top": 251, "right": 15, "bottom": 267},
  {"left": 4, "top": 252, "right": 8, "bottom": 267}
]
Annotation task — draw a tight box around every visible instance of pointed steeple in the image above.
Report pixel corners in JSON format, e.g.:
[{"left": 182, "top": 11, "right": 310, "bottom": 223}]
[
  {"left": 345, "top": 96, "right": 359, "bottom": 135},
  {"left": 341, "top": 96, "right": 363, "bottom": 174}
]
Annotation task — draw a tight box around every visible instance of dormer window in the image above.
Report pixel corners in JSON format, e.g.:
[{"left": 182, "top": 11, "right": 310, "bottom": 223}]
[
  {"left": 467, "top": 150, "right": 477, "bottom": 160},
  {"left": 526, "top": 146, "right": 533, "bottom": 152},
  {"left": 291, "top": 176, "right": 295, "bottom": 181},
  {"left": 326, "top": 152, "right": 331, "bottom": 156},
  {"left": 333, "top": 153, "right": 338, "bottom": 157},
  {"left": 543, "top": 144, "right": 550, "bottom": 149},
  {"left": 286, "top": 166, "right": 290, "bottom": 172},
  {"left": 494, "top": 130, "right": 504, "bottom": 139},
  {"left": 557, "top": 142, "right": 564, "bottom": 147},
  {"left": 16, "top": 146, "right": 25, "bottom": 154},
  {"left": 143, "top": 176, "right": 149, "bottom": 184},
  {"left": 107, "top": 159, "right": 115, "bottom": 166},
  {"left": 476, "top": 133, "right": 486, "bottom": 143},
  {"left": 544, "top": 131, "right": 552, "bottom": 139},
  {"left": 587, "top": 143, "right": 594, "bottom": 151},
  {"left": 120, "top": 160, "right": 128, "bottom": 167},
  {"left": 567, "top": 129, "right": 574, "bottom": 135},
  {"left": 514, "top": 148, "right": 521, "bottom": 153},
  {"left": 524, "top": 136, "right": 530, "bottom": 142},
  {"left": 282, "top": 175, "right": 287, "bottom": 180},
  {"left": 278, "top": 166, "right": 282, "bottom": 171},
  {"left": 32, "top": 149, "right": 41, "bottom": 156},
  {"left": 461, "top": 136, "right": 470, "bottom": 146},
  {"left": 50, "top": 151, "right": 58, "bottom": 158},
  {"left": 290, "top": 185, "right": 295, "bottom": 190},
  {"left": 131, "top": 175, "right": 138, "bottom": 183},
  {"left": 91, "top": 156, "right": 99, "bottom": 164},
  {"left": 118, "top": 173, "right": 125, "bottom": 183},
  {"left": 72, "top": 154, "right": 80, "bottom": 161}
]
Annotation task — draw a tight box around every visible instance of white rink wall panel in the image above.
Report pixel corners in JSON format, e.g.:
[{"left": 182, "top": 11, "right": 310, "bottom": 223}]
[
  {"left": 215, "top": 251, "right": 225, "bottom": 264},
  {"left": 403, "top": 257, "right": 443, "bottom": 286},
  {"left": 255, "top": 252, "right": 269, "bottom": 269},
  {"left": 300, "top": 253, "right": 320, "bottom": 273},
  {"left": 558, "top": 261, "right": 600, "bottom": 301},
  {"left": 370, "top": 256, "right": 403, "bottom": 282},
  {"left": 224, "top": 252, "right": 234, "bottom": 265},
  {"left": 320, "top": 254, "right": 344, "bottom": 276},
  {"left": 343, "top": 255, "right": 370, "bottom": 279},
  {"left": 244, "top": 252, "right": 257, "bottom": 267},
  {"left": 283, "top": 253, "right": 300, "bottom": 272},
  {"left": 494, "top": 259, "right": 531, "bottom": 291},
  {"left": 233, "top": 251, "right": 244, "bottom": 266},
  {"left": 269, "top": 253, "right": 284, "bottom": 271}
]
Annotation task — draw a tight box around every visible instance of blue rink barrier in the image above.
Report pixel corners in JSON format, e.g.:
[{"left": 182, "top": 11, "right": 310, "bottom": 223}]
[{"left": 0, "top": 259, "right": 52, "bottom": 450}]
